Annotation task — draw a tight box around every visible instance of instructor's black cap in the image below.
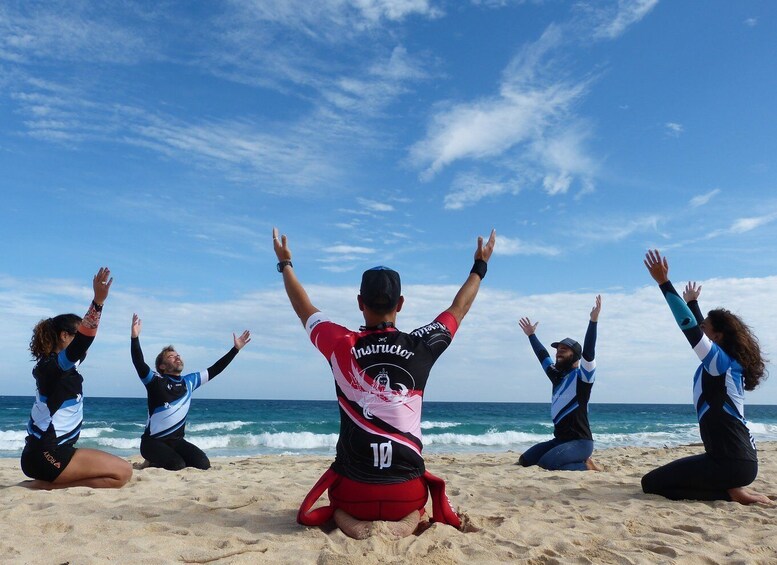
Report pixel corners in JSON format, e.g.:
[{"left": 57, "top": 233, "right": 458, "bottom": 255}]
[
  {"left": 360, "top": 266, "right": 401, "bottom": 312},
  {"left": 551, "top": 337, "right": 582, "bottom": 360}
]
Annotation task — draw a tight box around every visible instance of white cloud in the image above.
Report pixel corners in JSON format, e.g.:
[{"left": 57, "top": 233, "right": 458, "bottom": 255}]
[
  {"left": 729, "top": 213, "right": 777, "bottom": 234},
  {"left": 665, "top": 122, "right": 684, "bottom": 137},
  {"left": 443, "top": 173, "right": 520, "bottom": 210},
  {"left": 326, "top": 245, "right": 376, "bottom": 254},
  {"left": 689, "top": 188, "right": 721, "bottom": 208},
  {"left": 2, "top": 273, "right": 775, "bottom": 404},
  {"left": 411, "top": 24, "right": 597, "bottom": 198},
  {"left": 356, "top": 197, "right": 395, "bottom": 213},
  {"left": 744, "top": 17, "right": 758, "bottom": 27},
  {"left": 0, "top": 3, "right": 153, "bottom": 64},
  {"left": 592, "top": 0, "right": 660, "bottom": 40},
  {"left": 494, "top": 235, "right": 561, "bottom": 256}
]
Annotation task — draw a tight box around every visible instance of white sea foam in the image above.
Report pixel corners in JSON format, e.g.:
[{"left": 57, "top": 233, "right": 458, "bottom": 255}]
[
  {"left": 424, "top": 430, "right": 550, "bottom": 447},
  {"left": 94, "top": 437, "right": 141, "bottom": 450},
  {"left": 0, "top": 429, "right": 28, "bottom": 451},
  {"left": 79, "top": 427, "right": 116, "bottom": 438},
  {"left": 189, "top": 431, "right": 339, "bottom": 451},
  {"left": 187, "top": 421, "right": 250, "bottom": 432},
  {"left": 420, "top": 421, "right": 459, "bottom": 430}
]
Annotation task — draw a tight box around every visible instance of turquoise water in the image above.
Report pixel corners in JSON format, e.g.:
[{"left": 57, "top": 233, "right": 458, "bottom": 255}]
[{"left": 2, "top": 396, "right": 777, "bottom": 458}]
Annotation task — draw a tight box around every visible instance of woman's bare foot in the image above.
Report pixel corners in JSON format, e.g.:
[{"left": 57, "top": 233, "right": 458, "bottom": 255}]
[
  {"left": 334, "top": 509, "right": 374, "bottom": 539},
  {"left": 728, "top": 487, "right": 774, "bottom": 506},
  {"left": 585, "top": 457, "right": 604, "bottom": 471}
]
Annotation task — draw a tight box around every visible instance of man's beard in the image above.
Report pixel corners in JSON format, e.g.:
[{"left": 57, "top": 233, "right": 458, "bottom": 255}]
[{"left": 555, "top": 358, "right": 574, "bottom": 372}]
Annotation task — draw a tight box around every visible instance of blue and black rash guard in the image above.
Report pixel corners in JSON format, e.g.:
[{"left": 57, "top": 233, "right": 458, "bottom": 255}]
[
  {"left": 131, "top": 337, "right": 238, "bottom": 440},
  {"left": 528, "top": 321, "right": 597, "bottom": 441},
  {"left": 659, "top": 281, "right": 756, "bottom": 462},
  {"left": 27, "top": 302, "right": 103, "bottom": 448}
]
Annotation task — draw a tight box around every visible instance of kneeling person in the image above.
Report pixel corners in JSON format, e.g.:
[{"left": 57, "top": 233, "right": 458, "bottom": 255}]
[
  {"left": 274, "top": 227, "right": 495, "bottom": 538},
  {"left": 517, "top": 295, "right": 602, "bottom": 471},
  {"left": 131, "top": 314, "right": 250, "bottom": 470}
]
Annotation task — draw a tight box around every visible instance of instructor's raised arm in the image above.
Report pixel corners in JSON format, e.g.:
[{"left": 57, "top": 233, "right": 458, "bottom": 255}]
[
  {"left": 445, "top": 229, "right": 496, "bottom": 326},
  {"left": 273, "top": 227, "right": 320, "bottom": 325}
]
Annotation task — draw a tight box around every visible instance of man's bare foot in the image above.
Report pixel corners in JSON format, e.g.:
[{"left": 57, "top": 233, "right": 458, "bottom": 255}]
[
  {"left": 384, "top": 510, "right": 421, "bottom": 538},
  {"left": 334, "top": 509, "right": 374, "bottom": 539},
  {"left": 132, "top": 459, "right": 151, "bottom": 470},
  {"left": 728, "top": 487, "right": 774, "bottom": 506},
  {"left": 585, "top": 457, "right": 604, "bottom": 471}
]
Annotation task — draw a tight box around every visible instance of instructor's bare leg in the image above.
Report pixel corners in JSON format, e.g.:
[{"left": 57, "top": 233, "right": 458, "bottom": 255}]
[
  {"left": 334, "top": 509, "right": 374, "bottom": 539},
  {"left": 385, "top": 510, "right": 421, "bottom": 539}
]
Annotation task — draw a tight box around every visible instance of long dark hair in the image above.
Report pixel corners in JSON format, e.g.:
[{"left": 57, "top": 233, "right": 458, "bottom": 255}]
[
  {"left": 29, "top": 314, "right": 81, "bottom": 360},
  {"left": 706, "top": 308, "right": 768, "bottom": 391}
]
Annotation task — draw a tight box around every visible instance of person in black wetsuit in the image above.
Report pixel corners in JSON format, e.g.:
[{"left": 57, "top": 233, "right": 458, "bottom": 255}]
[
  {"left": 517, "top": 295, "right": 603, "bottom": 471},
  {"left": 642, "top": 249, "right": 771, "bottom": 505},
  {"left": 21, "top": 267, "right": 132, "bottom": 489},
  {"left": 130, "top": 313, "right": 251, "bottom": 470}
]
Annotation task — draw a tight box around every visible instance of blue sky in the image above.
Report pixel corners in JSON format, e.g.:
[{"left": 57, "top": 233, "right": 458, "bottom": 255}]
[{"left": 1, "top": 0, "right": 776, "bottom": 404}]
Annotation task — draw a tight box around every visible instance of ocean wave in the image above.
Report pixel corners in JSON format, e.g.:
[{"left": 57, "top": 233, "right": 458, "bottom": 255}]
[
  {"left": 420, "top": 421, "right": 459, "bottom": 430},
  {"left": 0, "top": 429, "right": 28, "bottom": 451},
  {"left": 424, "top": 430, "right": 549, "bottom": 447},
  {"left": 187, "top": 421, "right": 250, "bottom": 432},
  {"left": 94, "top": 437, "right": 141, "bottom": 450},
  {"left": 79, "top": 427, "right": 116, "bottom": 438},
  {"left": 189, "top": 431, "right": 339, "bottom": 451}
]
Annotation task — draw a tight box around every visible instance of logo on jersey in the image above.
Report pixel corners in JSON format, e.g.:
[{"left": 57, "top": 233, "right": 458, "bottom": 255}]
[{"left": 359, "top": 367, "right": 413, "bottom": 419}]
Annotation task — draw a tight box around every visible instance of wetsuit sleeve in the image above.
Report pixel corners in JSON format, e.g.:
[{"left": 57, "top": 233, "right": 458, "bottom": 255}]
[
  {"left": 205, "top": 347, "right": 240, "bottom": 381},
  {"left": 130, "top": 337, "right": 154, "bottom": 383},
  {"left": 61, "top": 301, "right": 102, "bottom": 367},
  {"left": 582, "top": 321, "right": 597, "bottom": 362},
  {"left": 528, "top": 334, "right": 554, "bottom": 376},
  {"left": 687, "top": 300, "right": 704, "bottom": 326},
  {"left": 659, "top": 280, "right": 704, "bottom": 347}
]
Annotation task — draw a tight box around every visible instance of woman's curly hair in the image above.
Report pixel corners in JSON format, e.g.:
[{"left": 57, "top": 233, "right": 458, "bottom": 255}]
[
  {"left": 706, "top": 308, "right": 768, "bottom": 391},
  {"left": 29, "top": 314, "right": 81, "bottom": 360}
]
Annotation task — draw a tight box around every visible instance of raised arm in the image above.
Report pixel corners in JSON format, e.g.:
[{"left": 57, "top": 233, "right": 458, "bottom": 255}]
[
  {"left": 273, "top": 227, "right": 320, "bottom": 326},
  {"left": 206, "top": 330, "right": 251, "bottom": 380},
  {"left": 582, "top": 295, "right": 601, "bottom": 362},
  {"left": 129, "top": 313, "right": 152, "bottom": 378},
  {"left": 519, "top": 317, "right": 551, "bottom": 367},
  {"left": 644, "top": 250, "right": 703, "bottom": 347},
  {"left": 444, "top": 229, "right": 496, "bottom": 326},
  {"left": 64, "top": 267, "right": 112, "bottom": 364},
  {"left": 683, "top": 282, "right": 704, "bottom": 325}
]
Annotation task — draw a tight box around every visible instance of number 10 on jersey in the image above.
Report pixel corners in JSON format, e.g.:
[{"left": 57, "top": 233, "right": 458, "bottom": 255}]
[{"left": 370, "top": 441, "right": 393, "bottom": 469}]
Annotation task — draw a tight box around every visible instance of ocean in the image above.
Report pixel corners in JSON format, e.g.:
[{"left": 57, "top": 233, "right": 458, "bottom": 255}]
[{"left": 3, "top": 396, "right": 777, "bottom": 459}]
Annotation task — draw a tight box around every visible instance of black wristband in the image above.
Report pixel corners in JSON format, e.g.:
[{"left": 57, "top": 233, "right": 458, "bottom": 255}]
[
  {"left": 91, "top": 300, "right": 103, "bottom": 312},
  {"left": 277, "top": 260, "right": 293, "bottom": 273},
  {"left": 470, "top": 259, "right": 487, "bottom": 280}
]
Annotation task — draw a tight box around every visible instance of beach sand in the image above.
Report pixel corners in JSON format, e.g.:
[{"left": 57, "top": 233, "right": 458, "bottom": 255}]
[{"left": 1, "top": 443, "right": 775, "bottom": 564}]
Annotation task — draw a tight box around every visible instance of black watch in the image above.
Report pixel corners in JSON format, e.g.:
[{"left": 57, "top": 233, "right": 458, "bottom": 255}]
[{"left": 277, "top": 260, "right": 293, "bottom": 273}]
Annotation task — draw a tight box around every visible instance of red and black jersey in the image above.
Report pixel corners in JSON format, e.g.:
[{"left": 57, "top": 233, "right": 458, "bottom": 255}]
[{"left": 306, "top": 311, "right": 458, "bottom": 484}]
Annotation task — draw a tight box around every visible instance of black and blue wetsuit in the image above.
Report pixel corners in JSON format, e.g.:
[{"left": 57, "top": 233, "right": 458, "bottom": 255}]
[
  {"left": 641, "top": 281, "right": 757, "bottom": 500},
  {"left": 519, "top": 321, "right": 597, "bottom": 471},
  {"left": 131, "top": 337, "right": 238, "bottom": 470},
  {"left": 21, "top": 302, "right": 103, "bottom": 481}
]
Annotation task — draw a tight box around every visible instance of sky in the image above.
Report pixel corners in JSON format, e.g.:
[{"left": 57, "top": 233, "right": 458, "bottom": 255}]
[{"left": 1, "top": 0, "right": 776, "bottom": 404}]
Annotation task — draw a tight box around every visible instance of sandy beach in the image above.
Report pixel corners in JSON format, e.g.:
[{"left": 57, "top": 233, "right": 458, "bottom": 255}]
[{"left": 1, "top": 443, "right": 775, "bottom": 564}]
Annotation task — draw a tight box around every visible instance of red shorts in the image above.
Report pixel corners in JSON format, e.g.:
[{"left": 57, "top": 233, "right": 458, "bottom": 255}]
[{"left": 328, "top": 475, "right": 428, "bottom": 521}]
